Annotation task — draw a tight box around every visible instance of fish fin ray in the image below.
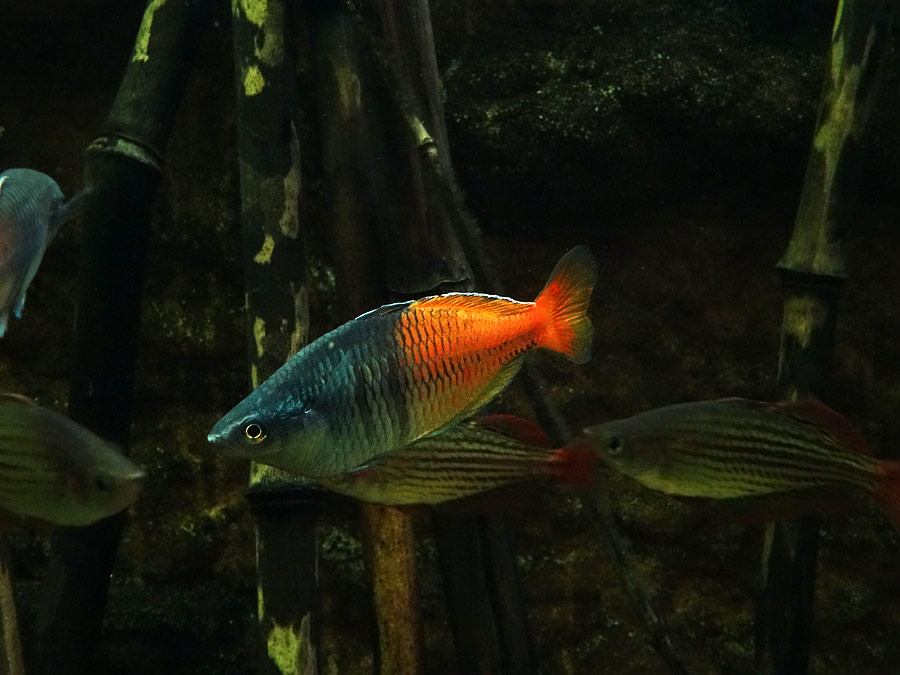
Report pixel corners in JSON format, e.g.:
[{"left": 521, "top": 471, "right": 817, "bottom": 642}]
[
  {"left": 355, "top": 300, "right": 414, "bottom": 320},
  {"left": 774, "top": 399, "right": 871, "bottom": 455},
  {"left": 554, "top": 440, "right": 600, "bottom": 487},
  {"left": 533, "top": 245, "right": 597, "bottom": 364},
  {"left": 408, "top": 293, "right": 530, "bottom": 315},
  {"left": 719, "top": 398, "right": 871, "bottom": 456},
  {"left": 471, "top": 414, "right": 553, "bottom": 447},
  {"left": 0, "top": 394, "right": 37, "bottom": 407}
]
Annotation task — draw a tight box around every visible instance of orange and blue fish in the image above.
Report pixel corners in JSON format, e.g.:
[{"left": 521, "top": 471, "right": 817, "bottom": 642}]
[
  {"left": 208, "top": 245, "right": 598, "bottom": 478},
  {"left": 318, "top": 414, "right": 598, "bottom": 506}
]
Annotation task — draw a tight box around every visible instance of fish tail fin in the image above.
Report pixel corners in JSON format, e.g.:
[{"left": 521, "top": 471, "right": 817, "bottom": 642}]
[
  {"left": 873, "top": 460, "right": 900, "bottom": 532},
  {"left": 552, "top": 440, "right": 599, "bottom": 487},
  {"left": 533, "top": 245, "right": 598, "bottom": 364}
]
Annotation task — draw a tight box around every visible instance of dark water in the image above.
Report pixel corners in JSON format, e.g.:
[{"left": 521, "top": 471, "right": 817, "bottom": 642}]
[{"left": 1, "top": 1, "right": 900, "bottom": 673}]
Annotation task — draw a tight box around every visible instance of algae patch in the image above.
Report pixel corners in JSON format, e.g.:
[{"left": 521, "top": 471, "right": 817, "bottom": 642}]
[{"left": 133, "top": 0, "right": 168, "bottom": 63}]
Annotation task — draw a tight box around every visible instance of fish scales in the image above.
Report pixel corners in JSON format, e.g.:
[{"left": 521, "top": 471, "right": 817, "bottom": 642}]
[
  {"left": 586, "top": 398, "right": 881, "bottom": 503},
  {"left": 209, "top": 246, "right": 598, "bottom": 478},
  {"left": 316, "top": 415, "right": 590, "bottom": 506}
]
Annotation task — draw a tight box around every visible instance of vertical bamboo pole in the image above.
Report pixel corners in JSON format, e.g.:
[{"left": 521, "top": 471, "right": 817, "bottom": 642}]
[
  {"left": 756, "top": 2, "right": 896, "bottom": 673},
  {"left": 34, "top": 2, "right": 208, "bottom": 673},
  {"left": 350, "top": 4, "right": 689, "bottom": 671},
  {"left": 231, "top": 1, "right": 320, "bottom": 673},
  {"left": 366, "top": 1, "right": 541, "bottom": 671},
  {"left": 0, "top": 538, "right": 23, "bottom": 675},
  {"left": 307, "top": 3, "right": 424, "bottom": 674}
]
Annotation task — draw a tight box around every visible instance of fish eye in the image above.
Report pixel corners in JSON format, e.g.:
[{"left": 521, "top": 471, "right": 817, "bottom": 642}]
[
  {"left": 93, "top": 474, "right": 114, "bottom": 493},
  {"left": 243, "top": 420, "right": 268, "bottom": 443},
  {"left": 606, "top": 433, "right": 624, "bottom": 454}
]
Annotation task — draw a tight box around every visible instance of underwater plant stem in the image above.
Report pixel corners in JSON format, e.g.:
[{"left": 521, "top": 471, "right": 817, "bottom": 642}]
[
  {"left": 34, "top": 2, "right": 209, "bottom": 673},
  {"left": 757, "top": 1, "right": 896, "bottom": 674},
  {"left": 309, "top": 3, "right": 425, "bottom": 673},
  {"left": 231, "top": 0, "right": 322, "bottom": 673},
  {"left": 0, "top": 537, "right": 23, "bottom": 675}
]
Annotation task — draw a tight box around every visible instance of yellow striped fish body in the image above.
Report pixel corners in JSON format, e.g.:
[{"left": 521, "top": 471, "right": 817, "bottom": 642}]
[
  {"left": 318, "top": 415, "right": 596, "bottom": 506},
  {"left": 0, "top": 394, "right": 145, "bottom": 527},
  {"left": 208, "top": 246, "right": 597, "bottom": 478},
  {"left": 585, "top": 398, "right": 881, "bottom": 501}
]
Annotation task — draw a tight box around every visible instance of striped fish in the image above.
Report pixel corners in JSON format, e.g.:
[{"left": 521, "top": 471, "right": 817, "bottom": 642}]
[
  {"left": 0, "top": 394, "right": 145, "bottom": 527},
  {"left": 0, "top": 169, "right": 65, "bottom": 336},
  {"left": 208, "top": 245, "right": 597, "bottom": 478},
  {"left": 584, "top": 398, "right": 900, "bottom": 530},
  {"left": 318, "top": 414, "right": 597, "bottom": 506}
]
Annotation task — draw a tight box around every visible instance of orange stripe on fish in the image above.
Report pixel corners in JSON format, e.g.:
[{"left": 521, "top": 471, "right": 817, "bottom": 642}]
[{"left": 208, "top": 246, "right": 598, "bottom": 478}]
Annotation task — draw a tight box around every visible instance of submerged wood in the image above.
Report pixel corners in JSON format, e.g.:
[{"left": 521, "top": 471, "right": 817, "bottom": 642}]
[
  {"left": 0, "top": 538, "right": 23, "bottom": 675},
  {"left": 34, "top": 1, "right": 209, "bottom": 673},
  {"left": 231, "top": 0, "right": 321, "bottom": 672},
  {"left": 350, "top": 1, "right": 691, "bottom": 670},
  {"left": 368, "top": 1, "right": 544, "bottom": 671},
  {"left": 308, "top": 3, "right": 424, "bottom": 673},
  {"left": 756, "top": 2, "right": 896, "bottom": 673}
]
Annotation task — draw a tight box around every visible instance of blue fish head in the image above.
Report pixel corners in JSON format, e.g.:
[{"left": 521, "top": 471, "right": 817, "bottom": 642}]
[{"left": 207, "top": 390, "right": 322, "bottom": 470}]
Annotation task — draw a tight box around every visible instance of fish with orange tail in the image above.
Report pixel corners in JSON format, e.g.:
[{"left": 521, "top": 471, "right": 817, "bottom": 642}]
[
  {"left": 318, "top": 414, "right": 598, "bottom": 506},
  {"left": 208, "top": 245, "right": 598, "bottom": 478},
  {"left": 584, "top": 398, "right": 900, "bottom": 531}
]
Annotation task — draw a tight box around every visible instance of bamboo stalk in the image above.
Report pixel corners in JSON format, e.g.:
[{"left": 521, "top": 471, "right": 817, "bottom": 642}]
[
  {"left": 365, "top": 1, "right": 546, "bottom": 671},
  {"left": 307, "top": 3, "right": 424, "bottom": 673},
  {"left": 347, "top": 2, "right": 692, "bottom": 671},
  {"left": 33, "top": 2, "right": 209, "bottom": 673},
  {"left": 0, "top": 537, "right": 23, "bottom": 675},
  {"left": 756, "top": 2, "right": 896, "bottom": 673},
  {"left": 231, "top": 0, "right": 321, "bottom": 673}
]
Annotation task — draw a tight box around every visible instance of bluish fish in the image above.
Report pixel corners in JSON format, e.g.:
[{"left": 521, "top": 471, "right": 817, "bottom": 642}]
[
  {"left": 0, "top": 168, "right": 65, "bottom": 336},
  {"left": 208, "top": 246, "right": 597, "bottom": 478}
]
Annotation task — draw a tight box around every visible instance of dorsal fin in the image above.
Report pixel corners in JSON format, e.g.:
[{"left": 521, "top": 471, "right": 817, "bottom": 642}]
[
  {"left": 409, "top": 293, "right": 530, "bottom": 316},
  {"left": 354, "top": 300, "right": 413, "bottom": 320},
  {"left": 472, "top": 414, "right": 553, "bottom": 448},
  {"left": 773, "top": 399, "right": 871, "bottom": 456},
  {"left": 0, "top": 393, "right": 37, "bottom": 407}
]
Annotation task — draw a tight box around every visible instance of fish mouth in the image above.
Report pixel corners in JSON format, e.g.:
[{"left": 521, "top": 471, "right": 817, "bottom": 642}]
[
  {"left": 206, "top": 430, "right": 260, "bottom": 458},
  {"left": 118, "top": 470, "right": 146, "bottom": 508}
]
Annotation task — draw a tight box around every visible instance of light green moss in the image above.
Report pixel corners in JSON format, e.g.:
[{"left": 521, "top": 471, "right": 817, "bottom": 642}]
[
  {"left": 133, "top": 0, "right": 168, "bottom": 63},
  {"left": 267, "top": 616, "right": 314, "bottom": 674},
  {"left": 254, "top": 234, "right": 276, "bottom": 264},
  {"left": 253, "top": 316, "right": 266, "bottom": 358},
  {"left": 244, "top": 65, "right": 266, "bottom": 97},
  {"left": 235, "top": 0, "right": 285, "bottom": 66}
]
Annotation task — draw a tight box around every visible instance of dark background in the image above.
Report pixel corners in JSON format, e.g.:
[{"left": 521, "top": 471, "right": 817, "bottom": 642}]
[{"left": 1, "top": 1, "right": 899, "bottom": 673}]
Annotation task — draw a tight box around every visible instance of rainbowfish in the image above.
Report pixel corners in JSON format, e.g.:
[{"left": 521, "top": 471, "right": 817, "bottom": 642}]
[
  {"left": 584, "top": 398, "right": 900, "bottom": 530},
  {"left": 318, "top": 414, "right": 597, "bottom": 506},
  {"left": 0, "top": 169, "right": 65, "bottom": 336},
  {"left": 0, "top": 394, "right": 145, "bottom": 527},
  {"left": 209, "top": 245, "right": 598, "bottom": 478}
]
